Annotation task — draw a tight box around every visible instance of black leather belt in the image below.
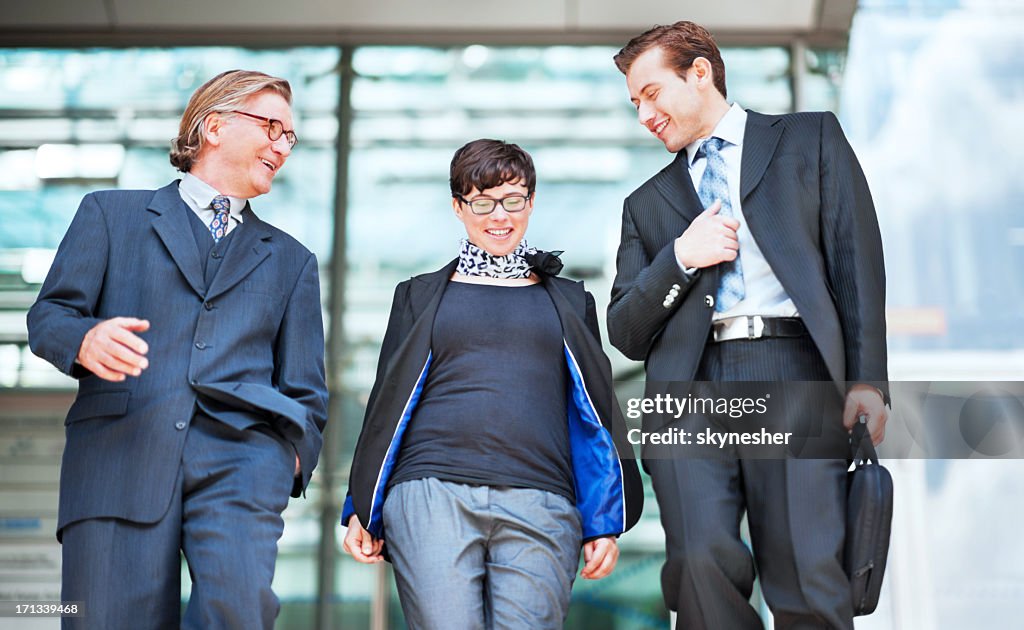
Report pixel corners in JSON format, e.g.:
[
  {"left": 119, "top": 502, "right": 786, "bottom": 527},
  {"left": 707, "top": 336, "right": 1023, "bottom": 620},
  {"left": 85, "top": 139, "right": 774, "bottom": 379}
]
[{"left": 709, "top": 316, "right": 807, "bottom": 342}]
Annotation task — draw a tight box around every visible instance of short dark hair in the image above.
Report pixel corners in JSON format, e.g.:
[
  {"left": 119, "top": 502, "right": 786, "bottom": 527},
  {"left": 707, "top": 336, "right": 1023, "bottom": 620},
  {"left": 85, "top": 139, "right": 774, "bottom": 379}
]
[
  {"left": 613, "top": 21, "right": 727, "bottom": 99},
  {"left": 449, "top": 139, "right": 536, "bottom": 199}
]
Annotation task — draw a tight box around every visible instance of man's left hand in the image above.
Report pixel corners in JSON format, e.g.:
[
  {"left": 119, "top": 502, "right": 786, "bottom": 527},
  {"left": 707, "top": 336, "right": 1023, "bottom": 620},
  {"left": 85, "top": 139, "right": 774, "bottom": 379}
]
[
  {"left": 842, "top": 384, "right": 888, "bottom": 445},
  {"left": 295, "top": 454, "right": 301, "bottom": 477}
]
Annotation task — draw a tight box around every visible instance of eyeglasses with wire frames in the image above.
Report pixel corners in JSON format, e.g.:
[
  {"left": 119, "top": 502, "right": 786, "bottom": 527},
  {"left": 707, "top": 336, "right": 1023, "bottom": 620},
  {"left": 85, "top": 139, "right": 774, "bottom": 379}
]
[
  {"left": 456, "top": 193, "right": 532, "bottom": 216},
  {"left": 228, "top": 110, "right": 298, "bottom": 148}
]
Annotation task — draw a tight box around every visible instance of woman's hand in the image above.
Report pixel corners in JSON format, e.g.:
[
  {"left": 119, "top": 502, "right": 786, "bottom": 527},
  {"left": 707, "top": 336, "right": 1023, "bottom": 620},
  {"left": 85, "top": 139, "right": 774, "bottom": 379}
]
[
  {"left": 580, "top": 536, "right": 619, "bottom": 579},
  {"left": 342, "top": 515, "right": 384, "bottom": 564}
]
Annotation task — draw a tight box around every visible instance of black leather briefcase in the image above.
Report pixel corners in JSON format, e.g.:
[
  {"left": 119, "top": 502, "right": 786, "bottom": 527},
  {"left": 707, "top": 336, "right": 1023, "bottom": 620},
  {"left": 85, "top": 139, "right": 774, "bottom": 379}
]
[{"left": 844, "top": 420, "right": 894, "bottom": 616}]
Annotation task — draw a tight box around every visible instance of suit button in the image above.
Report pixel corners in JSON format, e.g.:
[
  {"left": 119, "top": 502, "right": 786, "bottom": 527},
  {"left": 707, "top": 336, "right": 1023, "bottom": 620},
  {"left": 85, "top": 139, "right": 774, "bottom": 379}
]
[
  {"left": 672, "top": 284, "right": 681, "bottom": 291},
  {"left": 204, "top": 301, "right": 214, "bottom": 311},
  {"left": 704, "top": 294, "right": 715, "bottom": 308},
  {"left": 662, "top": 299, "right": 673, "bottom": 309},
  {"left": 190, "top": 379, "right": 198, "bottom": 386},
  {"left": 195, "top": 341, "right": 206, "bottom": 350},
  {"left": 175, "top": 421, "right": 187, "bottom": 431},
  {"left": 211, "top": 252, "right": 222, "bottom": 259}
]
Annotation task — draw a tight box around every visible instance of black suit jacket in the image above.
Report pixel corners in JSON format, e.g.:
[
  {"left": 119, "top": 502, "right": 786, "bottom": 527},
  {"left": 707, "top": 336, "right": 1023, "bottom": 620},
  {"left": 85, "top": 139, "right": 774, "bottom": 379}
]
[
  {"left": 607, "top": 111, "right": 887, "bottom": 427},
  {"left": 343, "top": 260, "right": 643, "bottom": 543}
]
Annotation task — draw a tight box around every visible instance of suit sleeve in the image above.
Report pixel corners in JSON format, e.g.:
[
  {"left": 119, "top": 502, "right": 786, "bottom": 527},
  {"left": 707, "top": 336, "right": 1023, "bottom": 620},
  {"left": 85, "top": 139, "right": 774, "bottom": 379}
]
[
  {"left": 818, "top": 111, "right": 889, "bottom": 399},
  {"left": 341, "top": 280, "right": 411, "bottom": 526},
  {"left": 27, "top": 192, "right": 109, "bottom": 378},
  {"left": 275, "top": 252, "right": 329, "bottom": 497},
  {"left": 606, "top": 197, "right": 697, "bottom": 360}
]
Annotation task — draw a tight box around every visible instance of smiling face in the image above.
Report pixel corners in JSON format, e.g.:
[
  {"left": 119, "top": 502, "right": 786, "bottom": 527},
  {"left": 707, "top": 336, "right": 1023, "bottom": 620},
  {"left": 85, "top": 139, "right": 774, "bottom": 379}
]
[
  {"left": 453, "top": 179, "right": 533, "bottom": 257},
  {"left": 626, "top": 46, "right": 723, "bottom": 154},
  {"left": 192, "top": 89, "right": 293, "bottom": 199}
]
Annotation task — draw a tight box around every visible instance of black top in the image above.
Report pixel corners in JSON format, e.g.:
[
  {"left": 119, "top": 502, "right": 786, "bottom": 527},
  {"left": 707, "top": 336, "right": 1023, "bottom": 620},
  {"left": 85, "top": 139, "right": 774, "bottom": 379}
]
[{"left": 388, "top": 281, "right": 574, "bottom": 502}]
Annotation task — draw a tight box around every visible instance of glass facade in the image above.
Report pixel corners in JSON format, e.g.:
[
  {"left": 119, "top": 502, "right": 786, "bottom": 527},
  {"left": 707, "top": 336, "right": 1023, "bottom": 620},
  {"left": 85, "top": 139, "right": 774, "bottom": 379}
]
[
  {"left": 2, "top": 1, "right": 1023, "bottom": 624},
  {"left": 0, "top": 42, "right": 791, "bottom": 629}
]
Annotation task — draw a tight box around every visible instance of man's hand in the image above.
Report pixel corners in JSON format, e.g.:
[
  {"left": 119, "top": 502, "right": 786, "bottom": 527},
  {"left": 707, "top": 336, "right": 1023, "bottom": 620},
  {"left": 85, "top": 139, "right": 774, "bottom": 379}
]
[
  {"left": 580, "top": 536, "right": 619, "bottom": 580},
  {"left": 843, "top": 384, "right": 888, "bottom": 445},
  {"left": 674, "top": 200, "right": 740, "bottom": 269},
  {"left": 77, "top": 317, "right": 150, "bottom": 382},
  {"left": 342, "top": 515, "right": 384, "bottom": 564},
  {"left": 294, "top": 455, "right": 301, "bottom": 476}
]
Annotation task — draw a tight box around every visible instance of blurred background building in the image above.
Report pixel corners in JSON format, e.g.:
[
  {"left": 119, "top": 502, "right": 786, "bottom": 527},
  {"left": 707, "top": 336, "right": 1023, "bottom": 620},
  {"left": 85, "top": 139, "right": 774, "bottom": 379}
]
[{"left": 0, "top": 0, "right": 1022, "bottom": 628}]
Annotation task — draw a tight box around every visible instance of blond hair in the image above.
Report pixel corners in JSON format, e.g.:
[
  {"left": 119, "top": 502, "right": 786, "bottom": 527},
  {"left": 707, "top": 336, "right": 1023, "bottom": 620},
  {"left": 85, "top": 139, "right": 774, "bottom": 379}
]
[{"left": 170, "top": 70, "right": 292, "bottom": 172}]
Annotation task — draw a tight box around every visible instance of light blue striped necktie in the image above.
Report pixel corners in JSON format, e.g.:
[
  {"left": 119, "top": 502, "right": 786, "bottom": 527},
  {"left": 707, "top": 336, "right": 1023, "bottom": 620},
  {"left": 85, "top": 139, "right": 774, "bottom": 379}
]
[
  {"left": 696, "top": 136, "right": 745, "bottom": 312},
  {"left": 209, "top": 195, "right": 230, "bottom": 243}
]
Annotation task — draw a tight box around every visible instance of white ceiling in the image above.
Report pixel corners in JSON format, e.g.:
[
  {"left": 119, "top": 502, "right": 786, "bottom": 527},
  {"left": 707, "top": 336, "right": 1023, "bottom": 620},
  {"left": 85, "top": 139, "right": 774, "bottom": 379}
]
[{"left": 0, "top": 0, "right": 858, "bottom": 47}]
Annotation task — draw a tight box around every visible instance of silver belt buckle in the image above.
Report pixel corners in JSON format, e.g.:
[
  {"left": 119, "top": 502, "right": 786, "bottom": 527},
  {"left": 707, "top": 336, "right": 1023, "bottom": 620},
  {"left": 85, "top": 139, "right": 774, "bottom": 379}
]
[
  {"left": 713, "top": 315, "right": 766, "bottom": 342},
  {"left": 747, "top": 315, "right": 765, "bottom": 339}
]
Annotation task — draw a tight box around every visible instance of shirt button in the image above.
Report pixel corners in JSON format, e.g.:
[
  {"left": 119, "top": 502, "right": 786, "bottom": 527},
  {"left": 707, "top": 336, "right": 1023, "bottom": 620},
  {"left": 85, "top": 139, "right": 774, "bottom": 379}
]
[
  {"left": 175, "top": 421, "right": 187, "bottom": 430},
  {"left": 704, "top": 294, "right": 715, "bottom": 308},
  {"left": 195, "top": 341, "right": 206, "bottom": 350}
]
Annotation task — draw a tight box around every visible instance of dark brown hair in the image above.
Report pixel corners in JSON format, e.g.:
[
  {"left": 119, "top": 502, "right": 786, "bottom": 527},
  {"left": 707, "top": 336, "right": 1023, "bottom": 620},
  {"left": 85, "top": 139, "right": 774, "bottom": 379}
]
[
  {"left": 170, "top": 70, "right": 292, "bottom": 172},
  {"left": 613, "top": 21, "right": 727, "bottom": 99},
  {"left": 449, "top": 139, "right": 536, "bottom": 199}
]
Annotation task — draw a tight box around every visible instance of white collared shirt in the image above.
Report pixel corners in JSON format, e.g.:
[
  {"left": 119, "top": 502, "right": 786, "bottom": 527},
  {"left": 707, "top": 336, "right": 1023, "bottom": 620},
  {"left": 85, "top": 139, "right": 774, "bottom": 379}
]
[
  {"left": 177, "top": 173, "right": 246, "bottom": 236},
  {"left": 683, "top": 103, "right": 798, "bottom": 321}
]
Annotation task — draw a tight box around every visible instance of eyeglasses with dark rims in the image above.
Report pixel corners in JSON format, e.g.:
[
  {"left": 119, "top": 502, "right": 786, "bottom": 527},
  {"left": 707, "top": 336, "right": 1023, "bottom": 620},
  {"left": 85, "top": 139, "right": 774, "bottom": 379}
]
[
  {"left": 456, "top": 194, "right": 531, "bottom": 215},
  {"left": 228, "top": 110, "right": 298, "bottom": 148}
]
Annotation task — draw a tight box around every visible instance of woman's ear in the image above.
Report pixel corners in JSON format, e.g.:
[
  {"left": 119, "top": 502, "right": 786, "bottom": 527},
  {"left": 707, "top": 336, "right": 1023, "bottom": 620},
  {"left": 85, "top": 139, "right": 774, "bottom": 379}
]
[{"left": 452, "top": 196, "right": 465, "bottom": 222}]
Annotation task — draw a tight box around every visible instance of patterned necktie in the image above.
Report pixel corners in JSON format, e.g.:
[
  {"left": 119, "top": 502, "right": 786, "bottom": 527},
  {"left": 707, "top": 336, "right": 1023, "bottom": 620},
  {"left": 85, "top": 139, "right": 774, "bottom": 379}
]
[
  {"left": 696, "top": 137, "right": 745, "bottom": 312},
  {"left": 209, "top": 195, "right": 230, "bottom": 244}
]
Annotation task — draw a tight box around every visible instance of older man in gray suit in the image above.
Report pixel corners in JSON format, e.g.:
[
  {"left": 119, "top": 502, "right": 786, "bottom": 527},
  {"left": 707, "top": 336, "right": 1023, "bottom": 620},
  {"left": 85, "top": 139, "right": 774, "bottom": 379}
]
[
  {"left": 28, "top": 70, "right": 327, "bottom": 629},
  {"left": 607, "top": 22, "right": 889, "bottom": 629}
]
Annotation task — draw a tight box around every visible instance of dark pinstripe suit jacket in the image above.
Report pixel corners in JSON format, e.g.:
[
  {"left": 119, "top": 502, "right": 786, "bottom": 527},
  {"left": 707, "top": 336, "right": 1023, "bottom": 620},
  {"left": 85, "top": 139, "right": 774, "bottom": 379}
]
[{"left": 607, "top": 110, "right": 887, "bottom": 428}]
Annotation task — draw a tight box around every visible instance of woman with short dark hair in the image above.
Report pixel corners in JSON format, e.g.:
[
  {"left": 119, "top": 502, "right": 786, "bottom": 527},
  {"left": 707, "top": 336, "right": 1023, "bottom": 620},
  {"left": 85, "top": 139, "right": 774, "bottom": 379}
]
[{"left": 341, "top": 139, "right": 643, "bottom": 629}]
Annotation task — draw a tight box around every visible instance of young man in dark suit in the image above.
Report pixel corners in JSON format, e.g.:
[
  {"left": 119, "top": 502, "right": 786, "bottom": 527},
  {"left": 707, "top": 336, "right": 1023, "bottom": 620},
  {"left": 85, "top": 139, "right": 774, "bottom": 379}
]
[
  {"left": 607, "top": 22, "right": 889, "bottom": 629},
  {"left": 28, "top": 70, "right": 328, "bottom": 629}
]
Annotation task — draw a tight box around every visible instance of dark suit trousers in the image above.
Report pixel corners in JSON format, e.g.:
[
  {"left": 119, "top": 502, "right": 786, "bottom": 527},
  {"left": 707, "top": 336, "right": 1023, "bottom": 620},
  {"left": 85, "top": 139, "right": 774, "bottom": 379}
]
[
  {"left": 647, "top": 333, "right": 853, "bottom": 630},
  {"left": 60, "top": 413, "right": 295, "bottom": 630}
]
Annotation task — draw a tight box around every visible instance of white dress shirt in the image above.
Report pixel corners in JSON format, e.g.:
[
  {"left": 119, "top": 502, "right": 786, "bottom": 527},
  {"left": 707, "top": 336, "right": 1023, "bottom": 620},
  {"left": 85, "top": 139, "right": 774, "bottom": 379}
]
[
  {"left": 682, "top": 103, "right": 799, "bottom": 321},
  {"left": 177, "top": 173, "right": 246, "bottom": 237}
]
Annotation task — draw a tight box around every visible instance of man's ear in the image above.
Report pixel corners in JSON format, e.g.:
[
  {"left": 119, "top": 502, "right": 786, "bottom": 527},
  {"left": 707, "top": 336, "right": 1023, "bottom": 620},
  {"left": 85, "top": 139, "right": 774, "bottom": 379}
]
[
  {"left": 203, "top": 112, "right": 226, "bottom": 147},
  {"left": 691, "top": 57, "right": 713, "bottom": 89}
]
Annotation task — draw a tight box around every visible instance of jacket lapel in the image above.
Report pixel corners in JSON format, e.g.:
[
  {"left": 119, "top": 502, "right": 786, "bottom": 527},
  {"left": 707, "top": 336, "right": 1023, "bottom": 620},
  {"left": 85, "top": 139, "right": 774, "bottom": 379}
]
[
  {"left": 206, "top": 205, "right": 273, "bottom": 301},
  {"left": 148, "top": 181, "right": 206, "bottom": 297},
  {"left": 650, "top": 151, "right": 705, "bottom": 223},
  {"left": 740, "top": 111, "right": 784, "bottom": 203},
  {"left": 408, "top": 258, "right": 459, "bottom": 319}
]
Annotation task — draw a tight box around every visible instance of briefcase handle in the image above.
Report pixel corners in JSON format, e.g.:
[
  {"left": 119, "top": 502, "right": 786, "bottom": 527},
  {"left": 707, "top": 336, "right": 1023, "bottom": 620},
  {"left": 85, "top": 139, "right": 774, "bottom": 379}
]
[{"left": 850, "top": 415, "right": 879, "bottom": 464}]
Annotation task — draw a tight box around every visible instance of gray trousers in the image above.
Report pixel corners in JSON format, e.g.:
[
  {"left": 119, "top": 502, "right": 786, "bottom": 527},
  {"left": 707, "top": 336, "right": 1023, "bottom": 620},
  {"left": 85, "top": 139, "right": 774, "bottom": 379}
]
[{"left": 383, "top": 477, "right": 582, "bottom": 630}]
